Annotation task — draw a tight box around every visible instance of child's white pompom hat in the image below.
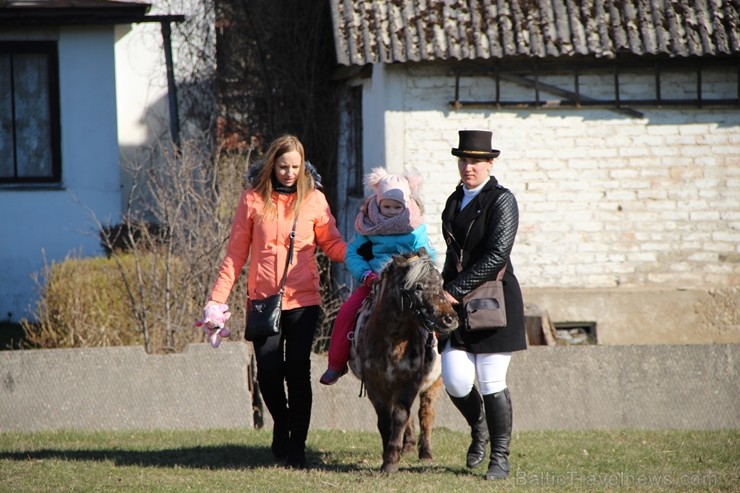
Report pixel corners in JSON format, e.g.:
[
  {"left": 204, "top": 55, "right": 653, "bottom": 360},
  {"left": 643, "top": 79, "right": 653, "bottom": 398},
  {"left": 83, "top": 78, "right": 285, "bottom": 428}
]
[{"left": 365, "top": 167, "right": 423, "bottom": 209}]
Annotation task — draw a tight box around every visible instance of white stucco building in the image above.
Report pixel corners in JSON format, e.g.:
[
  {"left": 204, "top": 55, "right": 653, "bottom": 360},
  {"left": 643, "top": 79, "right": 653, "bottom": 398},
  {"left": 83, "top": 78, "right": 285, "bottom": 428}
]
[{"left": 0, "top": 1, "right": 183, "bottom": 322}]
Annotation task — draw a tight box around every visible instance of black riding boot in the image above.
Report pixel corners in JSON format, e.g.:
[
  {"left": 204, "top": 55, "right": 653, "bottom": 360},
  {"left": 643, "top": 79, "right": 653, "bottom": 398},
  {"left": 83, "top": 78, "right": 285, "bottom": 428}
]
[
  {"left": 483, "top": 388, "right": 512, "bottom": 480},
  {"left": 448, "top": 387, "right": 489, "bottom": 468}
]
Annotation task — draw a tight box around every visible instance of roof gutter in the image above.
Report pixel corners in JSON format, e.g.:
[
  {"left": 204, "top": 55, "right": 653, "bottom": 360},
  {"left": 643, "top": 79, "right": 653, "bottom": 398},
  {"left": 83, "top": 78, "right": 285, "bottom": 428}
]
[{"left": 0, "top": 12, "right": 185, "bottom": 26}]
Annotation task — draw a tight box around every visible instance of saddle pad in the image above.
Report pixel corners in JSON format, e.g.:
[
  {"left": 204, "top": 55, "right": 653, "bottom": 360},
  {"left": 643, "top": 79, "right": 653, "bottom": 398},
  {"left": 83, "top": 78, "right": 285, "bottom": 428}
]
[{"left": 352, "top": 284, "right": 379, "bottom": 348}]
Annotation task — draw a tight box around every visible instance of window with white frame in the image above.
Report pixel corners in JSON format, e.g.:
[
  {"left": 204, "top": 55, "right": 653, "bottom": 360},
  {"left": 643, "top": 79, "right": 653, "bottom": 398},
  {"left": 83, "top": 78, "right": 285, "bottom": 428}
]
[{"left": 0, "top": 42, "right": 61, "bottom": 185}]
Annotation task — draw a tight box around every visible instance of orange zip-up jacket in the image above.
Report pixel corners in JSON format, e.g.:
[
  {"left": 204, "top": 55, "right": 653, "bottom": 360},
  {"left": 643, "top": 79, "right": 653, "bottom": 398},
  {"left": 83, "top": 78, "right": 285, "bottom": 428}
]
[{"left": 209, "top": 187, "right": 346, "bottom": 310}]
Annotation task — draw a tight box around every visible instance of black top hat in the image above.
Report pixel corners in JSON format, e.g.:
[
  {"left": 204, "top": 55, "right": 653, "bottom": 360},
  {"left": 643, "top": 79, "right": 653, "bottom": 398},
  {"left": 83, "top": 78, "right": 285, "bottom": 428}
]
[{"left": 451, "top": 130, "right": 500, "bottom": 159}]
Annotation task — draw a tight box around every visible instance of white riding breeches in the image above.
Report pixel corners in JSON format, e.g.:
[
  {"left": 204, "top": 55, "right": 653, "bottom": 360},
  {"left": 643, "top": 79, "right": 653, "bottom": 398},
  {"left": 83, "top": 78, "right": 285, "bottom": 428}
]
[{"left": 441, "top": 340, "right": 511, "bottom": 397}]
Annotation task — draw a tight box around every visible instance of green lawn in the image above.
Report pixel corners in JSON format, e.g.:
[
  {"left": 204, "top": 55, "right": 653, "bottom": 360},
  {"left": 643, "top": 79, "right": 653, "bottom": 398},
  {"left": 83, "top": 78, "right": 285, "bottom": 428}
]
[{"left": 1, "top": 428, "right": 737, "bottom": 492}]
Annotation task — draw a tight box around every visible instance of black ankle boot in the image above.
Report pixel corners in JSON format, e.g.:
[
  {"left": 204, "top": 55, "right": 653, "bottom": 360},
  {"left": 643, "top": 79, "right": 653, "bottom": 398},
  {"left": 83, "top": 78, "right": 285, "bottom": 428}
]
[
  {"left": 271, "top": 421, "right": 289, "bottom": 461},
  {"left": 286, "top": 436, "right": 306, "bottom": 469},
  {"left": 483, "top": 388, "right": 512, "bottom": 480},
  {"left": 448, "top": 388, "right": 489, "bottom": 468}
]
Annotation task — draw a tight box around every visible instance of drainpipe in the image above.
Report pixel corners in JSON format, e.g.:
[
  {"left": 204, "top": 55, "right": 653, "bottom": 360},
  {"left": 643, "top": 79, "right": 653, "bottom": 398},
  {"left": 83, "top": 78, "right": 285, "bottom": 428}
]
[{"left": 160, "top": 20, "right": 180, "bottom": 150}]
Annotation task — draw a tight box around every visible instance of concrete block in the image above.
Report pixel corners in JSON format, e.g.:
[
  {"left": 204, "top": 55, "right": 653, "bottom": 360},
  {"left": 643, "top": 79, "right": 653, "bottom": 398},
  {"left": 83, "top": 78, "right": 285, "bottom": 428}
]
[{"left": 0, "top": 343, "right": 252, "bottom": 432}]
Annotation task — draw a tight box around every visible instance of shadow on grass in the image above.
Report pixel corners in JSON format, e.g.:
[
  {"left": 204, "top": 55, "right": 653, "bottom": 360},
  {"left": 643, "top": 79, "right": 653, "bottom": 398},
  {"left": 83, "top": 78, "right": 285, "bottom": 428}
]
[
  {"left": 317, "top": 452, "right": 465, "bottom": 475},
  {"left": 0, "top": 446, "right": 464, "bottom": 474},
  {"left": 0, "top": 445, "right": 268, "bottom": 470}
]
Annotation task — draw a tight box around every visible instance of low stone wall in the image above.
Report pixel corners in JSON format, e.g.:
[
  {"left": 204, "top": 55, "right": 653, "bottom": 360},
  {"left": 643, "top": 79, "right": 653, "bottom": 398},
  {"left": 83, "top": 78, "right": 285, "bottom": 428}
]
[
  {"left": 1, "top": 343, "right": 737, "bottom": 433},
  {"left": 0, "top": 344, "right": 253, "bottom": 432}
]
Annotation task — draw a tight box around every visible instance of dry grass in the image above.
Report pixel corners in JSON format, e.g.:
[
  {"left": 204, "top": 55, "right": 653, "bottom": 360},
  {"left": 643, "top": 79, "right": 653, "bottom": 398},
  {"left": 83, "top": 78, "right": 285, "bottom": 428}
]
[{"left": 0, "top": 428, "right": 737, "bottom": 492}]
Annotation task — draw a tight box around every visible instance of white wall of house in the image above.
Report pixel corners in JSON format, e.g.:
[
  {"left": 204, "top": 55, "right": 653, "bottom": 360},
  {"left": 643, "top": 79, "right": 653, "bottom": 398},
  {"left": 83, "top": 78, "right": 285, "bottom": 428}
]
[
  {"left": 363, "top": 66, "right": 407, "bottom": 176},
  {"left": 114, "top": 0, "right": 216, "bottom": 211},
  {"left": 0, "top": 26, "right": 121, "bottom": 322},
  {"left": 0, "top": 2, "right": 209, "bottom": 323},
  {"left": 114, "top": 22, "right": 171, "bottom": 215},
  {"left": 359, "top": 63, "right": 740, "bottom": 291},
  {"left": 115, "top": 22, "right": 170, "bottom": 149}
]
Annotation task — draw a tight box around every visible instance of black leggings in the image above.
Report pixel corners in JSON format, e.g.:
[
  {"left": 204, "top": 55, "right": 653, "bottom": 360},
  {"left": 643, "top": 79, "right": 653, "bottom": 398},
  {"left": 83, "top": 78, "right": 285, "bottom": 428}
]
[{"left": 252, "top": 305, "right": 319, "bottom": 447}]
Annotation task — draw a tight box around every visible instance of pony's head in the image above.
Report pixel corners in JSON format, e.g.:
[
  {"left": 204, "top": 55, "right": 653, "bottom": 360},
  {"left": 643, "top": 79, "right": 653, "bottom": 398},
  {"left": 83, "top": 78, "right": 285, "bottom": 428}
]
[{"left": 382, "top": 247, "right": 458, "bottom": 336}]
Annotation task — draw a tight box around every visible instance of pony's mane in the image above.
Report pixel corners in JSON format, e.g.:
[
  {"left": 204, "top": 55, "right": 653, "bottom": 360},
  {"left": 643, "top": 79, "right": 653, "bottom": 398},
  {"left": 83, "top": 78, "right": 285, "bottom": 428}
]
[{"left": 394, "top": 252, "right": 435, "bottom": 291}]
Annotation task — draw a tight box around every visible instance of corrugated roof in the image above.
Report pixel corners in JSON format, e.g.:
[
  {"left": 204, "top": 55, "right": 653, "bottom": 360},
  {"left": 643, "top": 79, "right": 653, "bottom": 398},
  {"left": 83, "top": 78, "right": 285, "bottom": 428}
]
[{"left": 330, "top": 0, "right": 740, "bottom": 66}]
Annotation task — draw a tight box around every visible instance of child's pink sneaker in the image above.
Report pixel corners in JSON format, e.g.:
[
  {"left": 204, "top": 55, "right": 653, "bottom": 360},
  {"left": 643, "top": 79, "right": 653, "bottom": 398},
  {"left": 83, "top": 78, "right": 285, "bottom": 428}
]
[{"left": 319, "top": 368, "right": 348, "bottom": 385}]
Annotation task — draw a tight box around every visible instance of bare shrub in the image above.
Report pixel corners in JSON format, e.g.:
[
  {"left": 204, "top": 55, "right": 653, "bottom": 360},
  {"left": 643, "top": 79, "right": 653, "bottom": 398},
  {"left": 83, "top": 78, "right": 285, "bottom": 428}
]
[
  {"left": 22, "top": 254, "right": 194, "bottom": 350},
  {"left": 97, "top": 137, "right": 248, "bottom": 353},
  {"left": 99, "top": 222, "right": 167, "bottom": 258},
  {"left": 21, "top": 136, "right": 250, "bottom": 354},
  {"left": 313, "top": 251, "right": 348, "bottom": 354}
]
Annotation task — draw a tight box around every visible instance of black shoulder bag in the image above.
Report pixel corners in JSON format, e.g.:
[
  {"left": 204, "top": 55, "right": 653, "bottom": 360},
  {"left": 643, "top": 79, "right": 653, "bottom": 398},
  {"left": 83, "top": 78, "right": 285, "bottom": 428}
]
[{"left": 244, "top": 216, "right": 298, "bottom": 341}]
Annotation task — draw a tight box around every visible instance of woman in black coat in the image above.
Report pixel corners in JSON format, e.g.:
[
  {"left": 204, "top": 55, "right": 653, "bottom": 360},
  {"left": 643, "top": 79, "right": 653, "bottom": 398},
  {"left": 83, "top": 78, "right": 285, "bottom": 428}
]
[{"left": 440, "top": 130, "right": 527, "bottom": 481}]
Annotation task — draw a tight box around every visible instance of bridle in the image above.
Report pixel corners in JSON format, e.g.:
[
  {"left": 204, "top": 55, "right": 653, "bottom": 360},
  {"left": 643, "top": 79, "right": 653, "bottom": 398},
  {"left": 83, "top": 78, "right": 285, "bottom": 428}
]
[
  {"left": 400, "top": 287, "right": 441, "bottom": 338},
  {"left": 396, "top": 257, "right": 445, "bottom": 343}
]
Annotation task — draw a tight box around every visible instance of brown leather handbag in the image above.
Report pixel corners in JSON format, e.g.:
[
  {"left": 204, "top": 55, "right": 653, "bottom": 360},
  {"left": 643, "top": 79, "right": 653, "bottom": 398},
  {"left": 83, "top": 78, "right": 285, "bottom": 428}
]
[{"left": 462, "top": 266, "right": 507, "bottom": 331}]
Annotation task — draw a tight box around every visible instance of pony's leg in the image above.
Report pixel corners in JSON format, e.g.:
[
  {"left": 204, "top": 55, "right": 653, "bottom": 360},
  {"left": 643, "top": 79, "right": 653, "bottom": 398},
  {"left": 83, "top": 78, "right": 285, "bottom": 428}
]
[
  {"left": 368, "top": 394, "right": 393, "bottom": 464},
  {"left": 417, "top": 376, "right": 443, "bottom": 461},
  {"left": 376, "top": 401, "right": 411, "bottom": 473},
  {"left": 402, "top": 417, "right": 416, "bottom": 454}
]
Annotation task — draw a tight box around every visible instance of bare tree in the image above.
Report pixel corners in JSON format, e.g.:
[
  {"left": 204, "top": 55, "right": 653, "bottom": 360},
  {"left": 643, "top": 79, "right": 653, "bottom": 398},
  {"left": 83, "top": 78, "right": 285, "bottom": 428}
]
[
  {"left": 98, "top": 135, "right": 249, "bottom": 353},
  {"left": 215, "top": 0, "right": 341, "bottom": 194}
]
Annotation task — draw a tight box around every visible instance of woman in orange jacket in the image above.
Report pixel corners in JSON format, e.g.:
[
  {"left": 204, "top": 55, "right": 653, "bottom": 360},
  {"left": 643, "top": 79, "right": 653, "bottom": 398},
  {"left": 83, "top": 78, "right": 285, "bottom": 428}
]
[{"left": 203, "top": 134, "right": 346, "bottom": 468}]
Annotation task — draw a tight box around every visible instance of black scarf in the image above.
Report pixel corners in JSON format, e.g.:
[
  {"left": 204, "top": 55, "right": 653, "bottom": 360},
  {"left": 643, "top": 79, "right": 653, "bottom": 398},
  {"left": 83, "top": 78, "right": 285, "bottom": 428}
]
[{"left": 271, "top": 175, "right": 297, "bottom": 194}]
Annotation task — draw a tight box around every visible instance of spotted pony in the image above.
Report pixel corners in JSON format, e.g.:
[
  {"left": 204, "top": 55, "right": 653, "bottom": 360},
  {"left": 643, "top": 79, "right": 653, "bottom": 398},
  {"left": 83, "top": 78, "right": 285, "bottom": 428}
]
[{"left": 349, "top": 247, "right": 458, "bottom": 472}]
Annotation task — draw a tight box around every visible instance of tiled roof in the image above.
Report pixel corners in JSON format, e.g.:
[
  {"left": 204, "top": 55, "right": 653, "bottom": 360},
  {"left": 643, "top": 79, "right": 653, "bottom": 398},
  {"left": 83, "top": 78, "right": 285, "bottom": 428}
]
[{"left": 330, "top": 0, "right": 740, "bottom": 66}]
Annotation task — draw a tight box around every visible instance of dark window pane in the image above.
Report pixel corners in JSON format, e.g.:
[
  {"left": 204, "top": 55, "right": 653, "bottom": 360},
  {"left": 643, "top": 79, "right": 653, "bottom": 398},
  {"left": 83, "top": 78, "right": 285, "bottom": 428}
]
[
  {"left": 14, "top": 53, "right": 52, "bottom": 178},
  {"left": 0, "top": 54, "right": 12, "bottom": 178}
]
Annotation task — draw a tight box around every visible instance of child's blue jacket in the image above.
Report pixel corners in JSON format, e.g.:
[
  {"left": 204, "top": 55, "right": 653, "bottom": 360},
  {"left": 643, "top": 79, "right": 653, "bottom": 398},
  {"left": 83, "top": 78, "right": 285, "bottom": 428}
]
[{"left": 344, "top": 224, "right": 436, "bottom": 282}]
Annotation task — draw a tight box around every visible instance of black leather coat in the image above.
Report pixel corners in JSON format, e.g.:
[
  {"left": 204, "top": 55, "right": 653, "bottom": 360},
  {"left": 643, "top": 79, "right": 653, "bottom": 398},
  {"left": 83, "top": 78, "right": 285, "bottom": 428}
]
[{"left": 439, "top": 177, "right": 527, "bottom": 354}]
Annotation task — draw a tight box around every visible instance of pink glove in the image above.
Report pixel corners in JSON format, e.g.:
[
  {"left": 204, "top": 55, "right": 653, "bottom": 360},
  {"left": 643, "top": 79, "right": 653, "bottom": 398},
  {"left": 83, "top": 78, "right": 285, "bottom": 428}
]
[
  {"left": 195, "top": 303, "right": 232, "bottom": 348},
  {"left": 362, "top": 271, "right": 379, "bottom": 287}
]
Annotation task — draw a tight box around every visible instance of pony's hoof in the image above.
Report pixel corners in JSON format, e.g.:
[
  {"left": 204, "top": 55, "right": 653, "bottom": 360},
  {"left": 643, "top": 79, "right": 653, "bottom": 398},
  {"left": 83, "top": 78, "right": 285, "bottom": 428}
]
[
  {"left": 380, "top": 463, "right": 399, "bottom": 473},
  {"left": 419, "top": 450, "right": 433, "bottom": 461}
]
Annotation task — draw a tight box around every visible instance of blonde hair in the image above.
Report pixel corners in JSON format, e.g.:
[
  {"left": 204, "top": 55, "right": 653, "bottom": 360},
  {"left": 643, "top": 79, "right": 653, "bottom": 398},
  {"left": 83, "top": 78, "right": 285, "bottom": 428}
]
[{"left": 252, "top": 134, "right": 315, "bottom": 219}]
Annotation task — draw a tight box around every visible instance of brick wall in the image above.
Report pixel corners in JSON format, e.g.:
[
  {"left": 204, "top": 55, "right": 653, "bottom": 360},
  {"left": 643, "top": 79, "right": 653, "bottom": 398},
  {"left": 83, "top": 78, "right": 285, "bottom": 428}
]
[{"left": 386, "top": 64, "right": 740, "bottom": 290}]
